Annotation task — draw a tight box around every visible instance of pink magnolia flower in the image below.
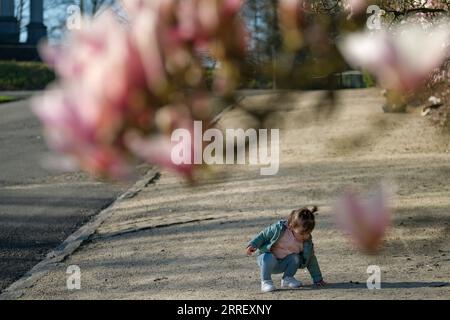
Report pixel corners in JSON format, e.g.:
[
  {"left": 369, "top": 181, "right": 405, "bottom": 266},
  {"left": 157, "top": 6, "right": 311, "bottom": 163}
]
[
  {"left": 33, "top": 12, "right": 154, "bottom": 180},
  {"left": 149, "top": 0, "right": 247, "bottom": 95},
  {"left": 122, "top": 0, "right": 247, "bottom": 98},
  {"left": 125, "top": 132, "right": 196, "bottom": 180},
  {"left": 333, "top": 185, "right": 392, "bottom": 253},
  {"left": 121, "top": 0, "right": 161, "bottom": 17},
  {"left": 338, "top": 22, "right": 450, "bottom": 92},
  {"left": 278, "top": 0, "right": 332, "bottom": 55},
  {"left": 343, "top": 0, "right": 368, "bottom": 18},
  {"left": 32, "top": 86, "right": 134, "bottom": 179},
  {"left": 33, "top": 1, "right": 247, "bottom": 181},
  {"left": 34, "top": 12, "right": 165, "bottom": 180},
  {"left": 278, "top": 0, "right": 303, "bottom": 51}
]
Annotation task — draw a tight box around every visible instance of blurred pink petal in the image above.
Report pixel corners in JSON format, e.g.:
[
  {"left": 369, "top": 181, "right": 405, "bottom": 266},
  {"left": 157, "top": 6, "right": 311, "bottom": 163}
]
[
  {"left": 125, "top": 132, "right": 195, "bottom": 178},
  {"left": 31, "top": 87, "right": 133, "bottom": 180},
  {"left": 343, "top": 0, "right": 367, "bottom": 18},
  {"left": 121, "top": 0, "right": 164, "bottom": 19},
  {"left": 40, "top": 154, "right": 79, "bottom": 173},
  {"left": 33, "top": 1, "right": 246, "bottom": 181},
  {"left": 80, "top": 146, "right": 133, "bottom": 179},
  {"left": 221, "top": 0, "right": 243, "bottom": 16},
  {"left": 129, "top": 6, "right": 168, "bottom": 96},
  {"left": 198, "top": 0, "right": 220, "bottom": 35},
  {"left": 339, "top": 22, "right": 450, "bottom": 92},
  {"left": 334, "top": 184, "right": 392, "bottom": 253},
  {"left": 278, "top": 0, "right": 305, "bottom": 51}
]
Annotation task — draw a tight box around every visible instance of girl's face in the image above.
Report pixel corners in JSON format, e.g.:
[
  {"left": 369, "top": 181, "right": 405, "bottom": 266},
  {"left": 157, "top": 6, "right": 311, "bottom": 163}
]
[{"left": 289, "top": 224, "right": 311, "bottom": 242}]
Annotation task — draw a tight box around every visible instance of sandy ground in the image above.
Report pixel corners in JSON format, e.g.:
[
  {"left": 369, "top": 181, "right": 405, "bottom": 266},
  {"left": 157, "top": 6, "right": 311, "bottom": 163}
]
[{"left": 12, "top": 88, "right": 450, "bottom": 299}]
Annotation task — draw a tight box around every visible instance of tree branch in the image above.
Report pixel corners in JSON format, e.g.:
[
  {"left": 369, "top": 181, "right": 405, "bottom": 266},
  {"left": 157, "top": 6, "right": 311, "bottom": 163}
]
[{"left": 382, "top": 7, "right": 449, "bottom": 17}]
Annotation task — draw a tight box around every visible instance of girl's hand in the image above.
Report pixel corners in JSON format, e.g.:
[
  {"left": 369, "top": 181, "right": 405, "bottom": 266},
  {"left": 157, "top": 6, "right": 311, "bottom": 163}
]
[
  {"left": 315, "top": 280, "right": 327, "bottom": 287},
  {"left": 246, "top": 246, "right": 256, "bottom": 256}
]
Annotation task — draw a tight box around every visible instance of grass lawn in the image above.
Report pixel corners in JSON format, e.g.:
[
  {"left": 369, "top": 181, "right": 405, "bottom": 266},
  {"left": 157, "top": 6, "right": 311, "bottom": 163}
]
[{"left": 0, "top": 95, "right": 18, "bottom": 104}]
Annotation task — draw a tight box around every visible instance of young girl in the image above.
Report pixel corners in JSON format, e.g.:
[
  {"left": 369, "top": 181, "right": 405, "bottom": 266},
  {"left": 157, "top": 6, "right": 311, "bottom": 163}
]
[{"left": 246, "top": 206, "right": 326, "bottom": 292}]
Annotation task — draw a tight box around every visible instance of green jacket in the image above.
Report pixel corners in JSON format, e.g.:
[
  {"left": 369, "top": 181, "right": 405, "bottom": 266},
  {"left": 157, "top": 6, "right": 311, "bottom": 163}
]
[{"left": 248, "top": 220, "right": 323, "bottom": 283}]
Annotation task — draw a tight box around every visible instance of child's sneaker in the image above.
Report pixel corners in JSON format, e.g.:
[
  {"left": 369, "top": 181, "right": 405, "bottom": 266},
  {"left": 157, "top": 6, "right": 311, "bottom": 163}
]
[
  {"left": 261, "top": 280, "right": 276, "bottom": 293},
  {"left": 281, "top": 276, "right": 302, "bottom": 288}
]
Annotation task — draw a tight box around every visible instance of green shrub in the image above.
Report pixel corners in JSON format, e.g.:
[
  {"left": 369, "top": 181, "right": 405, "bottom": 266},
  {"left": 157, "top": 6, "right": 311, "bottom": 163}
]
[
  {"left": 0, "top": 60, "right": 55, "bottom": 90},
  {"left": 362, "top": 71, "right": 376, "bottom": 88},
  {"left": 0, "top": 95, "right": 17, "bottom": 104}
]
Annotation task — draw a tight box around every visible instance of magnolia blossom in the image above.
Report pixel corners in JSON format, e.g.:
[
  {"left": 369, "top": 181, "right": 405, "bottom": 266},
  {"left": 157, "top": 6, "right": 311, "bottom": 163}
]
[
  {"left": 33, "top": 13, "right": 151, "bottom": 180},
  {"left": 125, "top": 131, "right": 196, "bottom": 179},
  {"left": 32, "top": 83, "right": 136, "bottom": 179},
  {"left": 278, "top": 0, "right": 305, "bottom": 51},
  {"left": 124, "top": 0, "right": 247, "bottom": 95},
  {"left": 343, "top": 0, "right": 368, "bottom": 18},
  {"left": 338, "top": 22, "right": 450, "bottom": 92},
  {"left": 333, "top": 185, "right": 392, "bottom": 253},
  {"left": 33, "top": 0, "right": 247, "bottom": 180}
]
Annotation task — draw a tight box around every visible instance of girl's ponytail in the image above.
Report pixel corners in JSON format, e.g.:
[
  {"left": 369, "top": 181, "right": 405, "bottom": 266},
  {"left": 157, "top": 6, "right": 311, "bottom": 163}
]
[{"left": 288, "top": 206, "right": 318, "bottom": 232}]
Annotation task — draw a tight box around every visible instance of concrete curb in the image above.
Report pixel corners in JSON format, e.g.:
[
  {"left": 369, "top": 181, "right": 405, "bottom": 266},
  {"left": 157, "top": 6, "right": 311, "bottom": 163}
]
[{"left": 0, "top": 169, "right": 160, "bottom": 300}]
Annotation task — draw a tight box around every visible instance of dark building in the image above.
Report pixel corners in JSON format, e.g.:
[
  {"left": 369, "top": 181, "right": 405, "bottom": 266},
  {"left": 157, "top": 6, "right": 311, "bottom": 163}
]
[{"left": 0, "top": 0, "right": 47, "bottom": 61}]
